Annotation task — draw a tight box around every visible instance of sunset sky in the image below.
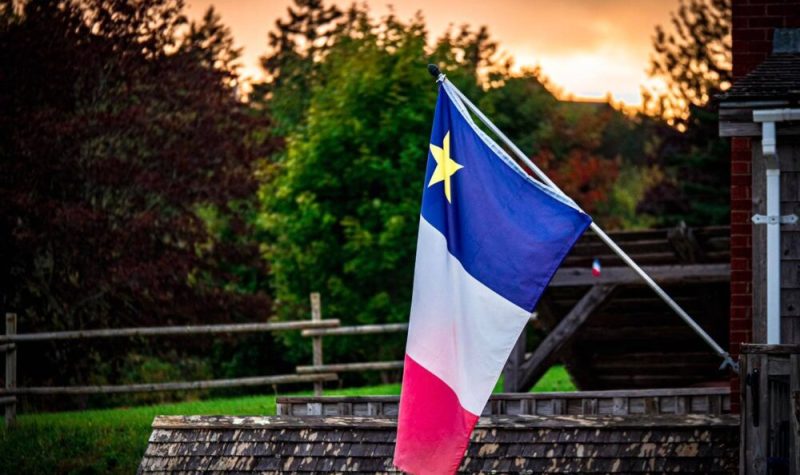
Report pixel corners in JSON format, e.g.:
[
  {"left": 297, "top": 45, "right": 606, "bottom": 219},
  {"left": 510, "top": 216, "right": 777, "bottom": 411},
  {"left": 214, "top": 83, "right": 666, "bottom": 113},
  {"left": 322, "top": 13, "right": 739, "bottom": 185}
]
[{"left": 185, "top": 0, "right": 680, "bottom": 106}]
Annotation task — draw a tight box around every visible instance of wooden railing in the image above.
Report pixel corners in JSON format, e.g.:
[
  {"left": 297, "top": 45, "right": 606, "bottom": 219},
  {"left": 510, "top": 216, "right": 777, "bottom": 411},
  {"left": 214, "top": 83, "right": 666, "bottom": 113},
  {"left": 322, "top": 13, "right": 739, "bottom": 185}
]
[
  {"left": 275, "top": 387, "right": 733, "bottom": 417},
  {"left": 294, "top": 293, "right": 544, "bottom": 395},
  {"left": 0, "top": 293, "right": 408, "bottom": 428},
  {"left": 299, "top": 293, "right": 405, "bottom": 395},
  {"left": 0, "top": 312, "right": 341, "bottom": 428}
]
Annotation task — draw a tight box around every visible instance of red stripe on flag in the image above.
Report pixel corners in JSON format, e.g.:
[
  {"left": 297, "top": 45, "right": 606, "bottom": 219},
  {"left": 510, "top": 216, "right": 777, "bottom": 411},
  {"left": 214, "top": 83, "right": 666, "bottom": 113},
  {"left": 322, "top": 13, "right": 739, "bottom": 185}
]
[{"left": 393, "top": 354, "right": 479, "bottom": 475}]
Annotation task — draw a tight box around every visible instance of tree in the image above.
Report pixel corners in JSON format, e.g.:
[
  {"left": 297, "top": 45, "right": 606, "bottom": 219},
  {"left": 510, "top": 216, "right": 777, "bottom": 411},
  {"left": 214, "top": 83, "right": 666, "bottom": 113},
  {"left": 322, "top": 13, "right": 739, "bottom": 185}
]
[
  {"left": 430, "top": 24, "right": 511, "bottom": 100},
  {"left": 0, "top": 0, "right": 274, "bottom": 397},
  {"left": 646, "top": 0, "right": 731, "bottom": 128},
  {"left": 639, "top": 0, "right": 731, "bottom": 226},
  {"left": 534, "top": 102, "right": 621, "bottom": 216},
  {"left": 477, "top": 69, "right": 558, "bottom": 156},
  {"left": 258, "top": 7, "right": 438, "bottom": 367},
  {"left": 637, "top": 104, "right": 731, "bottom": 225},
  {"left": 253, "top": 0, "right": 343, "bottom": 135},
  {"left": 182, "top": 6, "right": 242, "bottom": 88}
]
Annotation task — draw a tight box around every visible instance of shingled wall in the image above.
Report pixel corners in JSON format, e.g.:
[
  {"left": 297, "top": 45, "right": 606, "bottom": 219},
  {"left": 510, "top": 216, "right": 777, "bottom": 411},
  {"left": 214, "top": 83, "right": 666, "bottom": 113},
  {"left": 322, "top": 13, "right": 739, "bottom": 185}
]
[
  {"left": 276, "top": 388, "right": 732, "bottom": 418},
  {"left": 139, "top": 414, "right": 739, "bottom": 473}
]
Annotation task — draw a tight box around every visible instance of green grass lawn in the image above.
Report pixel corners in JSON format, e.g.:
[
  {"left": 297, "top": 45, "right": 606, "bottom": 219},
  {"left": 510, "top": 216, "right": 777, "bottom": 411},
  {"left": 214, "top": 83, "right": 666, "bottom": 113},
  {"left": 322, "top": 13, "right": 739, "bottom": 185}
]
[{"left": 0, "top": 366, "right": 574, "bottom": 475}]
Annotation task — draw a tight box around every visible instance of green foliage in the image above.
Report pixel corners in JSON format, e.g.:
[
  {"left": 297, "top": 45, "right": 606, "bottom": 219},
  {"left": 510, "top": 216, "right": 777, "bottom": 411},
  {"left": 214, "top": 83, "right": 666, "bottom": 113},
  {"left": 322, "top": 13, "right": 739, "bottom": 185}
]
[
  {"left": 257, "top": 2, "right": 663, "bottom": 369},
  {"left": 645, "top": 0, "right": 731, "bottom": 127},
  {"left": 1, "top": 0, "right": 275, "bottom": 409},
  {"left": 638, "top": 105, "right": 731, "bottom": 226},
  {"left": 253, "top": 0, "right": 343, "bottom": 135},
  {"left": 638, "top": 0, "right": 731, "bottom": 226},
  {"left": 533, "top": 102, "right": 625, "bottom": 217},
  {"left": 477, "top": 70, "right": 558, "bottom": 156},
  {"left": 259, "top": 10, "right": 436, "bottom": 364},
  {"left": 3, "top": 0, "right": 732, "bottom": 417},
  {"left": 90, "top": 353, "right": 213, "bottom": 406},
  {"left": 530, "top": 365, "right": 576, "bottom": 393},
  {"left": 598, "top": 165, "right": 664, "bottom": 230}
]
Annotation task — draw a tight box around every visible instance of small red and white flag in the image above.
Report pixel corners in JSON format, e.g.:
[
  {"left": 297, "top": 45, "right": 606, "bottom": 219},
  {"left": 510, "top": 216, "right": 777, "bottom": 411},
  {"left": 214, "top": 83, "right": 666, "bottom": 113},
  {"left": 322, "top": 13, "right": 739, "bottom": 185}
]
[{"left": 592, "top": 258, "right": 602, "bottom": 277}]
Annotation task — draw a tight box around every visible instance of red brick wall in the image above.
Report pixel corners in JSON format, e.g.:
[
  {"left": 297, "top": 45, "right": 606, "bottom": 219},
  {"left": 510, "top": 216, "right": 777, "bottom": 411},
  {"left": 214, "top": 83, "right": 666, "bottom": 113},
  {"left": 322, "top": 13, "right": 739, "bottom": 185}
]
[
  {"left": 728, "top": 0, "right": 800, "bottom": 411},
  {"left": 732, "top": 2, "right": 800, "bottom": 76}
]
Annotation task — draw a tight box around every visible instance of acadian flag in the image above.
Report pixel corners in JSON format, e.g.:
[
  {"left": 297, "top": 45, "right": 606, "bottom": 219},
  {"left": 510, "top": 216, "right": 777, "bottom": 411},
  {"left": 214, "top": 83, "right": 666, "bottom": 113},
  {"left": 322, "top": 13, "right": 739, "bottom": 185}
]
[{"left": 393, "top": 82, "right": 592, "bottom": 474}]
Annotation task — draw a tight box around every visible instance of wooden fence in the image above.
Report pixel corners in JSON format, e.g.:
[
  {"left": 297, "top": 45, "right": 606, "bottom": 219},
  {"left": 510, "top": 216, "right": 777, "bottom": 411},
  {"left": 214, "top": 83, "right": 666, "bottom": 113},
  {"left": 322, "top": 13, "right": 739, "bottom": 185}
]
[
  {"left": 739, "top": 344, "right": 800, "bottom": 474},
  {"left": 298, "top": 293, "right": 406, "bottom": 390},
  {"left": 0, "top": 292, "right": 555, "bottom": 429},
  {"left": 295, "top": 294, "right": 545, "bottom": 392},
  {"left": 0, "top": 310, "right": 341, "bottom": 428}
]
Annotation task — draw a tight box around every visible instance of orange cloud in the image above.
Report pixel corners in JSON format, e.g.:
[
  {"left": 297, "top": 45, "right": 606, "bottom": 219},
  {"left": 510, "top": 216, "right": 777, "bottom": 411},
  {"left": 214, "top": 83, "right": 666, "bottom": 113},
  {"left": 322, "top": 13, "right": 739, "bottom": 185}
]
[{"left": 186, "top": 0, "right": 679, "bottom": 106}]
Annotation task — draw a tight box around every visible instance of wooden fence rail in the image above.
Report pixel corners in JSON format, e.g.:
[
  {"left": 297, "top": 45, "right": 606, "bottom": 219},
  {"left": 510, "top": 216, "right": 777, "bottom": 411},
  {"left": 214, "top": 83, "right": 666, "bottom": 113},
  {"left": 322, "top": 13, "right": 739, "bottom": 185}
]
[
  {"left": 3, "top": 373, "right": 338, "bottom": 395},
  {"left": 0, "top": 319, "right": 340, "bottom": 343},
  {"left": 296, "top": 298, "right": 543, "bottom": 394},
  {"left": 301, "top": 323, "right": 408, "bottom": 338},
  {"left": 1, "top": 312, "right": 340, "bottom": 429},
  {"left": 297, "top": 361, "right": 404, "bottom": 374},
  {"left": 297, "top": 296, "right": 409, "bottom": 395}
]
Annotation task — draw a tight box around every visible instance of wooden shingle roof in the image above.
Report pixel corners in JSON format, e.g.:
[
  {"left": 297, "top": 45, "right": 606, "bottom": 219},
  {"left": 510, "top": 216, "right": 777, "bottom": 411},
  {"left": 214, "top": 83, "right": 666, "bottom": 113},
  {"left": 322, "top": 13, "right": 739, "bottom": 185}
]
[
  {"left": 139, "top": 414, "right": 739, "bottom": 473},
  {"left": 719, "top": 29, "right": 800, "bottom": 105},
  {"left": 719, "top": 53, "right": 800, "bottom": 104}
]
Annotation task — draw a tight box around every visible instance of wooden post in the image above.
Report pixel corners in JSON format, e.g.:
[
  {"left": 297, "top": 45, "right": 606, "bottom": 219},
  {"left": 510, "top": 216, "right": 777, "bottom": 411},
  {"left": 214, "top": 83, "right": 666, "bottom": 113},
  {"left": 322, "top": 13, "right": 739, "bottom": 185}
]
[
  {"left": 739, "top": 352, "right": 770, "bottom": 475},
  {"left": 790, "top": 354, "right": 799, "bottom": 475},
  {"left": 5, "top": 313, "right": 17, "bottom": 428},
  {"left": 503, "top": 329, "right": 526, "bottom": 392},
  {"left": 517, "top": 284, "right": 616, "bottom": 390},
  {"left": 310, "top": 293, "right": 323, "bottom": 396}
]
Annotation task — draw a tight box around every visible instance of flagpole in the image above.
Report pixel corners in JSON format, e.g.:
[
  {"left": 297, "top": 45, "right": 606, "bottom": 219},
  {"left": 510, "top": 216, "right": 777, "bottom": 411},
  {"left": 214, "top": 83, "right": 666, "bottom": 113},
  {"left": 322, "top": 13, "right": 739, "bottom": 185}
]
[{"left": 427, "top": 65, "right": 738, "bottom": 373}]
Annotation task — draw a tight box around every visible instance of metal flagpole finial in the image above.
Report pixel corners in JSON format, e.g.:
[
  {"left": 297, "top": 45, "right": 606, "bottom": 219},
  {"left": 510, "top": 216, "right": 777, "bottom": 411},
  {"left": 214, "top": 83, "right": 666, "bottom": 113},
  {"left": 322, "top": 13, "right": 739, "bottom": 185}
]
[{"left": 427, "top": 64, "right": 446, "bottom": 83}]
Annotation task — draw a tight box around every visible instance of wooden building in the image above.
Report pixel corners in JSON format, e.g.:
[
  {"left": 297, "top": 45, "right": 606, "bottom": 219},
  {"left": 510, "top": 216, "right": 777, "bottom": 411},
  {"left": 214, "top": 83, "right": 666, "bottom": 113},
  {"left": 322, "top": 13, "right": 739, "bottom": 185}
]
[
  {"left": 140, "top": 409, "right": 739, "bottom": 473},
  {"left": 717, "top": 2, "right": 800, "bottom": 471},
  {"left": 503, "top": 225, "right": 731, "bottom": 392},
  {"left": 719, "top": 28, "right": 800, "bottom": 347}
]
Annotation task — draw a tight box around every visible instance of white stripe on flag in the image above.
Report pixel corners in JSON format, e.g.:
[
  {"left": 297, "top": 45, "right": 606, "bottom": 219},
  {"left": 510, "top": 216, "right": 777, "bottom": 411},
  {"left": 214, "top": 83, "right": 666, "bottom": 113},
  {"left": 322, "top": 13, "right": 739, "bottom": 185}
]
[{"left": 405, "top": 216, "right": 532, "bottom": 415}]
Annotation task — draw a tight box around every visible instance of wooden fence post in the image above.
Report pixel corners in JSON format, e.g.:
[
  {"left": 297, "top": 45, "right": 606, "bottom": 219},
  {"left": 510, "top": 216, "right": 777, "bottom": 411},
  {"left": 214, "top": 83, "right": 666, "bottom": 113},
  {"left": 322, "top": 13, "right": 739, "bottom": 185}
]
[
  {"left": 310, "top": 293, "right": 323, "bottom": 396},
  {"left": 790, "top": 354, "right": 799, "bottom": 475},
  {"left": 5, "top": 313, "right": 17, "bottom": 428}
]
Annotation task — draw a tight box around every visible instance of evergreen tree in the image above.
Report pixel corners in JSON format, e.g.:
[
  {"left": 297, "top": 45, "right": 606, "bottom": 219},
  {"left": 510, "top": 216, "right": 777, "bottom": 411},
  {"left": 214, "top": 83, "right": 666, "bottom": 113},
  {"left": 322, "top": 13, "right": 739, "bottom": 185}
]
[
  {"left": 645, "top": 0, "right": 731, "bottom": 128},
  {"left": 253, "top": 0, "right": 343, "bottom": 135},
  {"left": 639, "top": 0, "right": 731, "bottom": 225},
  {"left": 259, "top": 8, "right": 438, "bottom": 366}
]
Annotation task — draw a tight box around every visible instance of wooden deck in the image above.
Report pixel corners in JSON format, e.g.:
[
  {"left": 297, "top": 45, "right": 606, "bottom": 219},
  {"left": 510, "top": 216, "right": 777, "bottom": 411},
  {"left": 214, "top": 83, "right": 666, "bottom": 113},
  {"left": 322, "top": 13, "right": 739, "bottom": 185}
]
[{"left": 506, "top": 224, "right": 731, "bottom": 391}]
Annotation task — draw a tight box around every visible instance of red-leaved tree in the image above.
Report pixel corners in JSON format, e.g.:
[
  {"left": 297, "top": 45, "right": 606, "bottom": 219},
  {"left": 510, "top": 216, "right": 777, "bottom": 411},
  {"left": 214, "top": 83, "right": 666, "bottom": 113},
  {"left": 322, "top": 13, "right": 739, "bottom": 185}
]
[{"left": 0, "top": 0, "right": 274, "bottom": 393}]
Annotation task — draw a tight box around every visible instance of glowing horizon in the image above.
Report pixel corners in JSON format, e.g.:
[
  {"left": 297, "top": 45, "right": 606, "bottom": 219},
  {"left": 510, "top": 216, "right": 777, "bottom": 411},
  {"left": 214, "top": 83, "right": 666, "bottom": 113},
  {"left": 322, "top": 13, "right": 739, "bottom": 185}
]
[{"left": 186, "top": 0, "right": 679, "bottom": 107}]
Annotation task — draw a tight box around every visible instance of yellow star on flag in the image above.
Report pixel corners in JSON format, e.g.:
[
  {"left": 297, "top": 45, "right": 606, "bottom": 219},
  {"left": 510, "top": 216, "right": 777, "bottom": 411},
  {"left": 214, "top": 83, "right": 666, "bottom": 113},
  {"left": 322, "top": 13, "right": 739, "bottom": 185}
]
[{"left": 428, "top": 132, "right": 464, "bottom": 203}]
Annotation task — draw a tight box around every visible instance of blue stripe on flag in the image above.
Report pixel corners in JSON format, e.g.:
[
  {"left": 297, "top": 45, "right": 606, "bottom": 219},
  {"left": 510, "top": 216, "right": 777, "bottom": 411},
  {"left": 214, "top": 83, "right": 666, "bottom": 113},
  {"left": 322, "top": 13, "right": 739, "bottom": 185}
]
[{"left": 420, "top": 86, "right": 592, "bottom": 311}]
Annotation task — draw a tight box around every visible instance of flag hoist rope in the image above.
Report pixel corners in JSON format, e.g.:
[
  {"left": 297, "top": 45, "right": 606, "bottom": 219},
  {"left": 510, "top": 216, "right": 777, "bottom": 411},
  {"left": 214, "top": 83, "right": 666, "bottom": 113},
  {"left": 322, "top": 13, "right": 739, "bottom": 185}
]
[{"left": 428, "top": 64, "right": 738, "bottom": 373}]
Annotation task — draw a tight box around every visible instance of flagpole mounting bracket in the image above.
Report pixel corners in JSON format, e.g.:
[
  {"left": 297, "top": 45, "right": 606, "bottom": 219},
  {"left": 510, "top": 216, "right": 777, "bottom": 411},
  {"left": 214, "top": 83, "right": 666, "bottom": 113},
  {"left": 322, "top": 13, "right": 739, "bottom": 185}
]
[
  {"left": 719, "top": 354, "right": 740, "bottom": 373},
  {"left": 427, "top": 64, "right": 446, "bottom": 83}
]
